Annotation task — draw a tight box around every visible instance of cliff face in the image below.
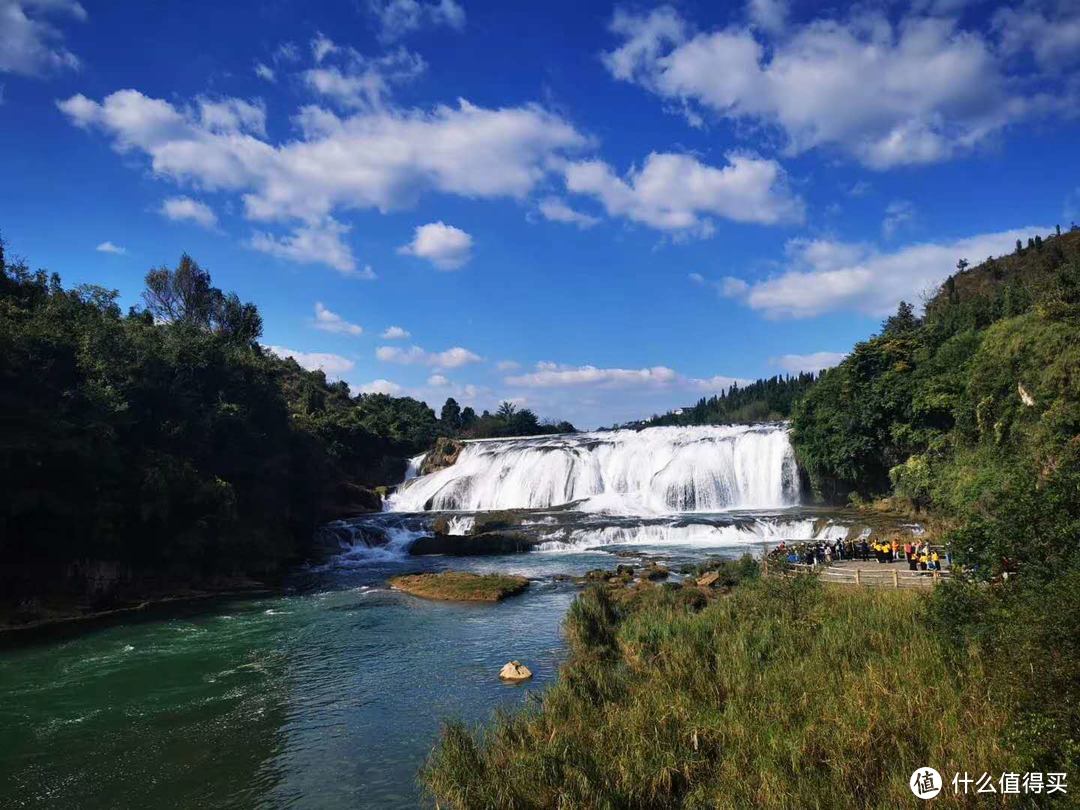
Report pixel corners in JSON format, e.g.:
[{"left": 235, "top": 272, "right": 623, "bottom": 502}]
[{"left": 419, "top": 437, "right": 465, "bottom": 476}]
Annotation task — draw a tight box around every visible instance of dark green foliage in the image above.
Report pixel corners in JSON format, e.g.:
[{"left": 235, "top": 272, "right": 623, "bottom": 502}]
[
  {"left": 791, "top": 229, "right": 1080, "bottom": 778},
  {"left": 0, "top": 254, "right": 307, "bottom": 586},
  {"left": 143, "top": 254, "right": 262, "bottom": 344},
  {"left": 453, "top": 399, "right": 575, "bottom": 439},
  {"left": 439, "top": 397, "right": 462, "bottom": 431},
  {"left": 0, "top": 247, "right": 449, "bottom": 600},
  {"left": 791, "top": 228, "right": 1080, "bottom": 578},
  {"left": 459, "top": 405, "right": 476, "bottom": 428},
  {"left": 0, "top": 243, "right": 577, "bottom": 602},
  {"left": 634, "top": 373, "right": 818, "bottom": 428},
  {"left": 927, "top": 570, "right": 1080, "bottom": 774}
]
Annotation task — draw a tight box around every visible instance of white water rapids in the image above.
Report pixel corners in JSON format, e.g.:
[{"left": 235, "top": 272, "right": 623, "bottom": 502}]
[
  {"left": 386, "top": 424, "right": 800, "bottom": 514},
  {"left": 322, "top": 424, "right": 872, "bottom": 563}
]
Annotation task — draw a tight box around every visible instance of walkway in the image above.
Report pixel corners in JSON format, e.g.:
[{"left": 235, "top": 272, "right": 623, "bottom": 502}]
[{"left": 764, "top": 557, "right": 951, "bottom": 589}]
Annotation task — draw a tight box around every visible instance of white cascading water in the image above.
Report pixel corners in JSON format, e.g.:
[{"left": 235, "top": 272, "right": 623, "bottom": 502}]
[
  {"left": 538, "top": 519, "right": 853, "bottom": 552},
  {"left": 386, "top": 424, "right": 800, "bottom": 514},
  {"left": 402, "top": 453, "right": 426, "bottom": 482}
]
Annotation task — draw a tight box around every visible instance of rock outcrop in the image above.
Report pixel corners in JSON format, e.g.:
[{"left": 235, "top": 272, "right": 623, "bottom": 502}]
[
  {"left": 499, "top": 661, "right": 533, "bottom": 682},
  {"left": 420, "top": 437, "right": 465, "bottom": 476},
  {"left": 320, "top": 481, "right": 383, "bottom": 520},
  {"left": 409, "top": 531, "right": 540, "bottom": 556}
]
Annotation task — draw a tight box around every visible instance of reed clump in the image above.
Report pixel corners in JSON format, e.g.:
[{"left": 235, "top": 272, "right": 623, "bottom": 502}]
[{"left": 423, "top": 565, "right": 1016, "bottom": 808}]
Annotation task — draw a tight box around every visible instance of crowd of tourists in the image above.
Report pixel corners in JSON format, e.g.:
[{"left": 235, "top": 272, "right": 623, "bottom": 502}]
[{"left": 772, "top": 538, "right": 945, "bottom": 572}]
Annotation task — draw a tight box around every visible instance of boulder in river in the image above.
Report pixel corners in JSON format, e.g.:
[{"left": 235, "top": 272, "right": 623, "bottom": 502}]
[
  {"left": 409, "top": 531, "right": 539, "bottom": 556},
  {"left": 499, "top": 661, "right": 533, "bottom": 682},
  {"left": 469, "top": 510, "right": 528, "bottom": 535}
]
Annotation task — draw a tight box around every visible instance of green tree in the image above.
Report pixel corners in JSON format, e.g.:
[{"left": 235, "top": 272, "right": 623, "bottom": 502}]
[
  {"left": 143, "top": 254, "right": 262, "bottom": 343},
  {"left": 440, "top": 397, "right": 462, "bottom": 431},
  {"left": 460, "top": 406, "right": 477, "bottom": 428}
]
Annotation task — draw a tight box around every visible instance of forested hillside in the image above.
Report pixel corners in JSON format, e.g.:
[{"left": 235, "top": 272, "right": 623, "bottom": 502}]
[
  {"left": 0, "top": 245, "right": 566, "bottom": 609},
  {"left": 791, "top": 227, "right": 1080, "bottom": 578},
  {"left": 790, "top": 228, "right": 1080, "bottom": 772},
  {"left": 633, "top": 373, "right": 818, "bottom": 428}
]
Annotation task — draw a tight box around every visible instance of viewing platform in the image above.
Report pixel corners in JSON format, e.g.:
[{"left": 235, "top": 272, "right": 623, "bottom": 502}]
[{"left": 764, "top": 557, "right": 951, "bottom": 589}]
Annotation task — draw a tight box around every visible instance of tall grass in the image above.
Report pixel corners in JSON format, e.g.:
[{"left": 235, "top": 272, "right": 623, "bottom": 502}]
[{"left": 423, "top": 574, "right": 1019, "bottom": 808}]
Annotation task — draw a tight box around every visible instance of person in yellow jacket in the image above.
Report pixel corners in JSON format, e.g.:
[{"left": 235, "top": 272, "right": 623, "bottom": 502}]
[
  {"left": 930, "top": 551, "right": 940, "bottom": 571},
  {"left": 918, "top": 551, "right": 929, "bottom": 571}
]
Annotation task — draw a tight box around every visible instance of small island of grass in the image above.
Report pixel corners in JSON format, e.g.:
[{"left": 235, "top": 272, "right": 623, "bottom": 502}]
[{"left": 389, "top": 572, "right": 530, "bottom": 602}]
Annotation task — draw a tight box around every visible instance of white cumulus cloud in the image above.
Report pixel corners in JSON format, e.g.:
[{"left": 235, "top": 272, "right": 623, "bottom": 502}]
[
  {"left": 266, "top": 345, "right": 356, "bottom": 377},
  {"left": 0, "top": 0, "right": 85, "bottom": 76},
  {"left": 160, "top": 196, "right": 218, "bottom": 229},
  {"left": 398, "top": 221, "right": 473, "bottom": 269},
  {"left": 376, "top": 344, "right": 482, "bottom": 368},
  {"left": 95, "top": 240, "right": 125, "bottom": 255},
  {"left": 58, "top": 91, "right": 587, "bottom": 221},
  {"left": 58, "top": 89, "right": 586, "bottom": 276},
  {"left": 250, "top": 219, "right": 362, "bottom": 275},
  {"left": 380, "top": 325, "right": 410, "bottom": 339},
  {"left": 564, "top": 151, "right": 803, "bottom": 235},
  {"left": 722, "top": 226, "right": 1048, "bottom": 318},
  {"left": 773, "top": 351, "right": 847, "bottom": 373},
  {"left": 537, "top": 197, "right": 600, "bottom": 229},
  {"left": 505, "top": 363, "right": 680, "bottom": 388},
  {"left": 303, "top": 39, "right": 425, "bottom": 111},
  {"left": 882, "top": 200, "right": 917, "bottom": 239},
  {"left": 358, "top": 378, "right": 404, "bottom": 394},
  {"left": 312, "top": 302, "right": 363, "bottom": 335},
  {"left": 602, "top": 6, "right": 1057, "bottom": 169},
  {"left": 368, "top": 0, "right": 465, "bottom": 42}
]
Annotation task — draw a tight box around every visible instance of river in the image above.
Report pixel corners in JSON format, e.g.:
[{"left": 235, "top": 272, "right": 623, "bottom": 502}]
[{"left": 0, "top": 425, "right": 887, "bottom": 808}]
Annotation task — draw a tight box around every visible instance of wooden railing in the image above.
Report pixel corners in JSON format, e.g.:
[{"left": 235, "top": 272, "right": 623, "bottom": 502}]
[{"left": 763, "top": 560, "right": 950, "bottom": 589}]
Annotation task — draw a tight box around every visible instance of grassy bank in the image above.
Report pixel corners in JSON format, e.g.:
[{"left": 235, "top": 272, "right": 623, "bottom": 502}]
[
  {"left": 423, "top": 567, "right": 1020, "bottom": 808},
  {"left": 389, "top": 572, "right": 529, "bottom": 602}
]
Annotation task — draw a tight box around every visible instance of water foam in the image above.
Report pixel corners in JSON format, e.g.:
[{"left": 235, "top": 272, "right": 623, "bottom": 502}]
[{"left": 537, "top": 517, "right": 850, "bottom": 552}]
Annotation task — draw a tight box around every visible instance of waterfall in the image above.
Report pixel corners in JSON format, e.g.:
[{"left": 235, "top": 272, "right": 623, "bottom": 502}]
[
  {"left": 386, "top": 424, "right": 801, "bottom": 514},
  {"left": 402, "top": 453, "right": 426, "bottom": 482}
]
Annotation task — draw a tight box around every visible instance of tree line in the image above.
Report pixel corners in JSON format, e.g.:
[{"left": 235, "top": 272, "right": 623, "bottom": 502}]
[
  {"left": 439, "top": 397, "right": 575, "bottom": 439},
  {"left": 629, "top": 373, "right": 819, "bottom": 428},
  {"left": 0, "top": 246, "right": 568, "bottom": 603}
]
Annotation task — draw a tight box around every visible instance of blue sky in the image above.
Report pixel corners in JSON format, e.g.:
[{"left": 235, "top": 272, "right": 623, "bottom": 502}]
[{"left": 1, "top": 0, "right": 1078, "bottom": 427}]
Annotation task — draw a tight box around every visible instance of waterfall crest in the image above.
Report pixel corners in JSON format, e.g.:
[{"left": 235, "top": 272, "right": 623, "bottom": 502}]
[{"left": 386, "top": 424, "right": 800, "bottom": 514}]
